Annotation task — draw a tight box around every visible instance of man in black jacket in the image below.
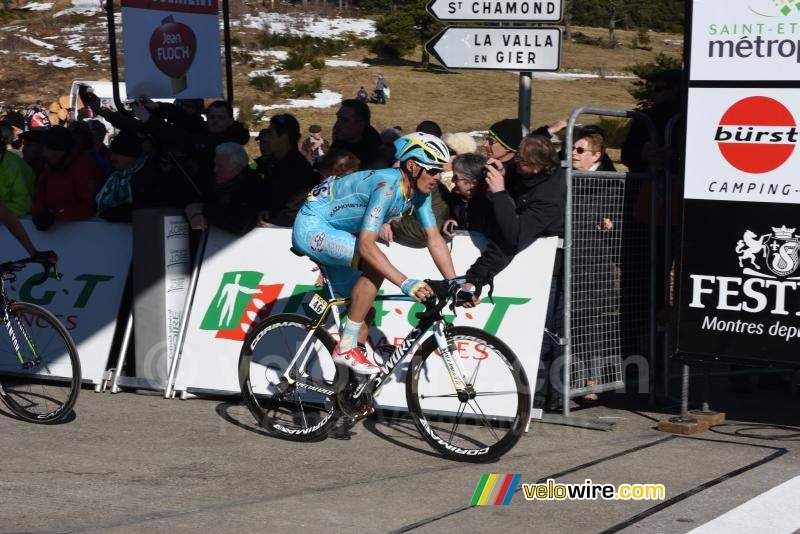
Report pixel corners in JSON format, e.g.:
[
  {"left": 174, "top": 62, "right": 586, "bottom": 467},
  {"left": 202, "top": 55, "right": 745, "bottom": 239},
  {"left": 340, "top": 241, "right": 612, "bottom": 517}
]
[
  {"left": 330, "top": 99, "right": 382, "bottom": 169},
  {"left": 464, "top": 134, "right": 566, "bottom": 411}
]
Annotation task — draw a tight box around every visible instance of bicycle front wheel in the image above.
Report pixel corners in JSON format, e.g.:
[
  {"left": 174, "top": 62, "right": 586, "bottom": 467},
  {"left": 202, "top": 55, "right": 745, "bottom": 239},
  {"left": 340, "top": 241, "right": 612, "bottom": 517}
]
[
  {"left": 0, "top": 302, "right": 81, "bottom": 423},
  {"left": 238, "top": 313, "right": 342, "bottom": 441},
  {"left": 406, "top": 326, "right": 530, "bottom": 462}
]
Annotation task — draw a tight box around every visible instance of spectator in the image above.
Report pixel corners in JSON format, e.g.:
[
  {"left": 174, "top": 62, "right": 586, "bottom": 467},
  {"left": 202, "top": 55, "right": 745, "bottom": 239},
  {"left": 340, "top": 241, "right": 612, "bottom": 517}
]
[
  {"left": 463, "top": 134, "right": 566, "bottom": 411},
  {"left": 416, "top": 120, "right": 442, "bottom": 138},
  {"left": 32, "top": 125, "right": 107, "bottom": 230},
  {"left": 483, "top": 118, "right": 528, "bottom": 174},
  {"left": 250, "top": 127, "right": 270, "bottom": 178},
  {"left": 0, "top": 121, "right": 35, "bottom": 215},
  {"left": 356, "top": 86, "right": 369, "bottom": 103},
  {"left": 300, "top": 124, "right": 330, "bottom": 167},
  {"left": 442, "top": 132, "right": 477, "bottom": 156},
  {"left": 570, "top": 125, "right": 617, "bottom": 404},
  {"left": 87, "top": 119, "right": 109, "bottom": 148},
  {"left": 29, "top": 106, "right": 50, "bottom": 129},
  {"left": 255, "top": 113, "right": 318, "bottom": 228},
  {"left": 18, "top": 129, "right": 47, "bottom": 179},
  {"left": 374, "top": 73, "right": 388, "bottom": 104},
  {"left": 185, "top": 142, "right": 264, "bottom": 235},
  {"left": 68, "top": 120, "right": 113, "bottom": 175},
  {"left": 440, "top": 152, "right": 494, "bottom": 239},
  {"left": 3, "top": 111, "right": 26, "bottom": 153},
  {"left": 330, "top": 99, "right": 381, "bottom": 169},
  {"left": 96, "top": 130, "right": 165, "bottom": 222},
  {"left": 318, "top": 149, "right": 360, "bottom": 178}
]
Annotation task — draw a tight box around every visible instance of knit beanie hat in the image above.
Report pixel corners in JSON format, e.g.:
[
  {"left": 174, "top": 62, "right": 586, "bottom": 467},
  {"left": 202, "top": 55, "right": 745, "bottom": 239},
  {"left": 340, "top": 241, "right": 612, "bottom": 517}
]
[
  {"left": 109, "top": 130, "right": 142, "bottom": 158},
  {"left": 488, "top": 118, "right": 528, "bottom": 152}
]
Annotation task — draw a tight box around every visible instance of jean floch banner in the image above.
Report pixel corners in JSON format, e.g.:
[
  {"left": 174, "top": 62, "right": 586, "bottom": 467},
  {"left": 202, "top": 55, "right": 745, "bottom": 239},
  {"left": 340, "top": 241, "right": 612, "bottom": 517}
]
[{"left": 676, "top": 0, "right": 800, "bottom": 366}]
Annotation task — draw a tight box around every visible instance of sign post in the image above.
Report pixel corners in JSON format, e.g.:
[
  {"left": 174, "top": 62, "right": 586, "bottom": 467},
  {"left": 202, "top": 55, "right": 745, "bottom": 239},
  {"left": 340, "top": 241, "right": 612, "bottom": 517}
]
[{"left": 425, "top": 1, "right": 563, "bottom": 128}]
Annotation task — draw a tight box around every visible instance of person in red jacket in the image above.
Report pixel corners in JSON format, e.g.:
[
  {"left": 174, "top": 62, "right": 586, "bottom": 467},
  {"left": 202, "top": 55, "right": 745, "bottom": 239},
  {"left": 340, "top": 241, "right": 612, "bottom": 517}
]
[{"left": 32, "top": 125, "right": 107, "bottom": 230}]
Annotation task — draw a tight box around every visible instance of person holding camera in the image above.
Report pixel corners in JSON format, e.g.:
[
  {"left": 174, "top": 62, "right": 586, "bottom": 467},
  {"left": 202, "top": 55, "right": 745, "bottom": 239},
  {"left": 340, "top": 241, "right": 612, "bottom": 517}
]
[
  {"left": 440, "top": 152, "right": 494, "bottom": 239},
  {"left": 463, "top": 134, "right": 566, "bottom": 411}
]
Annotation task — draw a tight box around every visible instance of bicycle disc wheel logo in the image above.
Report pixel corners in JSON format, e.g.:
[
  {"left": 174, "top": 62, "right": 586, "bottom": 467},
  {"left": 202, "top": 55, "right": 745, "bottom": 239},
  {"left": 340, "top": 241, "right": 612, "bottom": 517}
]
[{"left": 715, "top": 96, "right": 797, "bottom": 174}]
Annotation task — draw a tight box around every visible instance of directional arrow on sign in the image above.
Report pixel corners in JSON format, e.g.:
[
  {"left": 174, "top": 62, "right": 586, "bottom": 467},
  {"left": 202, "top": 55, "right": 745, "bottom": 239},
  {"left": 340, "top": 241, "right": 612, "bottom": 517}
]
[
  {"left": 426, "top": 0, "right": 563, "bottom": 22},
  {"left": 425, "top": 27, "right": 561, "bottom": 71}
]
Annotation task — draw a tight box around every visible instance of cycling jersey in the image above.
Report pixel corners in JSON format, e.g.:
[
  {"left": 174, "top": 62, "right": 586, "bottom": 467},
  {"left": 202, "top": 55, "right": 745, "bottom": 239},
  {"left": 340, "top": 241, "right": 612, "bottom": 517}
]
[
  {"left": 292, "top": 168, "right": 436, "bottom": 297},
  {"left": 302, "top": 168, "right": 435, "bottom": 233}
]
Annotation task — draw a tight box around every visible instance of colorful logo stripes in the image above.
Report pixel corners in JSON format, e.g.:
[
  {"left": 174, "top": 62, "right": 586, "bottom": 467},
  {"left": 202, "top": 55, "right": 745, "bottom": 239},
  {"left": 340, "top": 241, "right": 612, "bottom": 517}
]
[{"left": 470, "top": 474, "right": 522, "bottom": 506}]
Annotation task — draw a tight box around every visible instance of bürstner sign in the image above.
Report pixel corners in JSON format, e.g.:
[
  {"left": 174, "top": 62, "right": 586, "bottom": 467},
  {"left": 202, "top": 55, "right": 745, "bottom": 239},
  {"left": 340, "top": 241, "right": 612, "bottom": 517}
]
[
  {"left": 425, "top": 27, "right": 561, "bottom": 71},
  {"left": 426, "top": 0, "right": 562, "bottom": 22},
  {"left": 690, "top": 0, "right": 800, "bottom": 80}
]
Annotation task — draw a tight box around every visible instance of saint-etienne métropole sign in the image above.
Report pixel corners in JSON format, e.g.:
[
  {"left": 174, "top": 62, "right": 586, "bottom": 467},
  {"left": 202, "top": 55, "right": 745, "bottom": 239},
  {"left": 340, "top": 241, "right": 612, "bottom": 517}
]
[
  {"left": 676, "top": 0, "right": 800, "bottom": 366},
  {"left": 425, "top": 0, "right": 563, "bottom": 71}
]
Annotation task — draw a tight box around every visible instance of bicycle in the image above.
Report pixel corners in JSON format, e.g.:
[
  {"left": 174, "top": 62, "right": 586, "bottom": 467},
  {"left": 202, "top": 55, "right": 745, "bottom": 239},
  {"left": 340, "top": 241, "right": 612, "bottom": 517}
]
[
  {"left": 0, "top": 257, "right": 81, "bottom": 423},
  {"left": 238, "top": 254, "right": 530, "bottom": 462}
]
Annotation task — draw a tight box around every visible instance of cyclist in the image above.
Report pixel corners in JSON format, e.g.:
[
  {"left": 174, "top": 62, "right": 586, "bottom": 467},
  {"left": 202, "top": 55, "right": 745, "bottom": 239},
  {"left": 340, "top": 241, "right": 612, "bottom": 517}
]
[
  {"left": 0, "top": 199, "right": 56, "bottom": 264},
  {"left": 292, "top": 132, "right": 458, "bottom": 374}
]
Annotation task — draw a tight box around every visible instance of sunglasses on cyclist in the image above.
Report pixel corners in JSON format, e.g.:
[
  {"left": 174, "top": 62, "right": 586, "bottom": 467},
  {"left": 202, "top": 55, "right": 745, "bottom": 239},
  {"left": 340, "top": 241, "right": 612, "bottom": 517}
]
[{"left": 418, "top": 163, "right": 444, "bottom": 175}]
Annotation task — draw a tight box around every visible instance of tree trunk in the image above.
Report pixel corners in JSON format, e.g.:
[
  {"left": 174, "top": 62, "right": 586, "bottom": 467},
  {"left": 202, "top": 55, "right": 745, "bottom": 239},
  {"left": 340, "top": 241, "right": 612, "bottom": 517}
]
[
  {"left": 564, "top": 0, "right": 572, "bottom": 41},
  {"left": 422, "top": 48, "right": 430, "bottom": 69},
  {"left": 608, "top": 1, "right": 617, "bottom": 48}
]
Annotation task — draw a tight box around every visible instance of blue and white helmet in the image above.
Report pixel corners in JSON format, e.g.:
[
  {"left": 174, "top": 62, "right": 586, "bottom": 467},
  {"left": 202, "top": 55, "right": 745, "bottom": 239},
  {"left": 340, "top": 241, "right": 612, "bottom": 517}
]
[{"left": 393, "top": 132, "right": 450, "bottom": 169}]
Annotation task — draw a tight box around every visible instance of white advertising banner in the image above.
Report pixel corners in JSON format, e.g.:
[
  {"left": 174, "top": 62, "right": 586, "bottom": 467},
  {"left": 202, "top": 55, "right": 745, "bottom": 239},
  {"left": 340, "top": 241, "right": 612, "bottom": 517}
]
[
  {"left": 173, "top": 227, "right": 556, "bottom": 411},
  {"left": 0, "top": 219, "right": 132, "bottom": 384},
  {"left": 690, "top": 0, "right": 800, "bottom": 81},
  {"left": 684, "top": 87, "right": 800, "bottom": 204},
  {"left": 121, "top": 0, "right": 222, "bottom": 99}
]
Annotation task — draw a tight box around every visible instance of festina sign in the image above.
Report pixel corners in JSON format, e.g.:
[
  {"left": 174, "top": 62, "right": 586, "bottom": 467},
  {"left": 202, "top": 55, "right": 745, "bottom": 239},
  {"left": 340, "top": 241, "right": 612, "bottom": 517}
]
[
  {"left": 677, "top": 201, "right": 800, "bottom": 366},
  {"left": 425, "top": 27, "right": 561, "bottom": 71},
  {"left": 426, "top": 0, "right": 563, "bottom": 22}
]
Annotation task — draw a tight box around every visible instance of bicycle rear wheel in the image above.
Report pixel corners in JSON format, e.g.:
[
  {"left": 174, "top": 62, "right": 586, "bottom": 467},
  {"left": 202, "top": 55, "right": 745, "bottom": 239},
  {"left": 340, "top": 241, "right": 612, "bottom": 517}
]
[
  {"left": 0, "top": 302, "right": 81, "bottom": 423},
  {"left": 238, "top": 313, "right": 342, "bottom": 441},
  {"left": 406, "top": 326, "right": 530, "bottom": 462}
]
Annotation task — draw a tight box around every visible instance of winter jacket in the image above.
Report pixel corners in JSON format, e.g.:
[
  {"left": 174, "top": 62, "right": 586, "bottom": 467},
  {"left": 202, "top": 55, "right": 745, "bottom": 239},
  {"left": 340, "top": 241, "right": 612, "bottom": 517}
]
[
  {"left": 0, "top": 149, "right": 34, "bottom": 215},
  {"left": 33, "top": 146, "right": 107, "bottom": 221},
  {"left": 466, "top": 167, "right": 566, "bottom": 287},
  {"left": 202, "top": 167, "right": 267, "bottom": 236},
  {"left": 258, "top": 149, "right": 319, "bottom": 227}
]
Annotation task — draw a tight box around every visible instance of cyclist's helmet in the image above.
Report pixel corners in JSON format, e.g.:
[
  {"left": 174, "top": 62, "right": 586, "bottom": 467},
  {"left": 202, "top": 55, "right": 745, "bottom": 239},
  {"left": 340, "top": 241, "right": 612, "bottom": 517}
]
[{"left": 393, "top": 132, "right": 450, "bottom": 170}]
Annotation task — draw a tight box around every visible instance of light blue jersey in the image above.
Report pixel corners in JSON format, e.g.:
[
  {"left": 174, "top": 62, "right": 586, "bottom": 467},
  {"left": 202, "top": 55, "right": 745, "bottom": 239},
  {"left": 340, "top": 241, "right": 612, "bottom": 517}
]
[
  {"left": 302, "top": 168, "right": 435, "bottom": 233},
  {"left": 292, "top": 168, "right": 436, "bottom": 297}
]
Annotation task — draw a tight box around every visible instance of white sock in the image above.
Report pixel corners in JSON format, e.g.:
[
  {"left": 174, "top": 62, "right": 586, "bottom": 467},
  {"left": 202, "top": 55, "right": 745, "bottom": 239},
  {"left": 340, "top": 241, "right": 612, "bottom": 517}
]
[{"left": 339, "top": 319, "right": 362, "bottom": 351}]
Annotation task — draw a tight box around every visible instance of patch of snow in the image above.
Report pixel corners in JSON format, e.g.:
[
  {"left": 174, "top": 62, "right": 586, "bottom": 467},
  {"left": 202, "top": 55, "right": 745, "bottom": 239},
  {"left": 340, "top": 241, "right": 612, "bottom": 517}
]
[
  {"left": 523, "top": 71, "right": 636, "bottom": 81},
  {"left": 248, "top": 70, "right": 291, "bottom": 86},
  {"left": 64, "top": 35, "right": 85, "bottom": 52},
  {"left": 61, "top": 23, "right": 87, "bottom": 33},
  {"left": 252, "top": 90, "right": 342, "bottom": 115},
  {"left": 20, "top": 53, "right": 86, "bottom": 68},
  {"left": 55, "top": 0, "right": 102, "bottom": 16},
  {"left": 22, "top": 36, "right": 56, "bottom": 50},
  {"left": 243, "top": 13, "right": 375, "bottom": 39},
  {"left": 92, "top": 54, "right": 108, "bottom": 63},
  {"left": 325, "top": 59, "right": 369, "bottom": 67},
  {"left": 20, "top": 2, "right": 54, "bottom": 11}
]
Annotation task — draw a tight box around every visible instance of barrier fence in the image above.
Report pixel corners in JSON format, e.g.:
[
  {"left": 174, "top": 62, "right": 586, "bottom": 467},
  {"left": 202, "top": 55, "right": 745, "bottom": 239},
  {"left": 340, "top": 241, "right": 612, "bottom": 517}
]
[{"left": 563, "top": 107, "right": 661, "bottom": 419}]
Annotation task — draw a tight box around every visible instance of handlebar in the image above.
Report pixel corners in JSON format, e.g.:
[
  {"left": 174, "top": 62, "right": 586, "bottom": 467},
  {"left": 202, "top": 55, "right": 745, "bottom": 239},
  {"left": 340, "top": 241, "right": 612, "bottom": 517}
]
[
  {"left": 0, "top": 254, "right": 60, "bottom": 287},
  {"left": 413, "top": 278, "right": 474, "bottom": 322}
]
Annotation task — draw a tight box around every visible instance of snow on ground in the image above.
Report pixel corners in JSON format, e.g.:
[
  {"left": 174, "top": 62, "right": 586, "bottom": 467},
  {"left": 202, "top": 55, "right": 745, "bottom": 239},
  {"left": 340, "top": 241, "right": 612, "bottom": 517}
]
[
  {"left": 22, "top": 36, "right": 56, "bottom": 50},
  {"left": 252, "top": 90, "right": 342, "bottom": 116},
  {"left": 92, "top": 54, "right": 108, "bottom": 63},
  {"left": 19, "top": 2, "right": 54, "bottom": 10},
  {"left": 248, "top": 69, "right": 291, "bottom": 87},
  {"left": 243, "top": 13, "right": 375, "bottom": 39},
  {"left": 527, "top": 71, "right": 637, "bottom": 80},
  {"left": 64, "top": 35, "right": 85, "bottom": 52},
  {"left": 325, "top": 59, "right": 369, "bottom": 67},
  {"left": 19, "top": 53, "right": 86, "bottom": 68},
  {"left": 54, "top": 0, "right": 102, "bottom": 17}
]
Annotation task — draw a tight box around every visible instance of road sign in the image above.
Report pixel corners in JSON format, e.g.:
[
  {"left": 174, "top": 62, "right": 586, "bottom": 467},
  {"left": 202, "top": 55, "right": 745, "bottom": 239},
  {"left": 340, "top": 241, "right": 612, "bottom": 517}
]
[
  {"left": 425, "top": 27, "right": 561, "bottom": 71},
  {"left": 426, "top": 0, "right": 563, "bottom": 22}
]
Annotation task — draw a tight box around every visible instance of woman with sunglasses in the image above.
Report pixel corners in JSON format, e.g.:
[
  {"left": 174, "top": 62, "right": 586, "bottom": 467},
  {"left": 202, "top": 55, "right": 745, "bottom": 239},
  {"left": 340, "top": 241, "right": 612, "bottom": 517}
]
[{"left": 292, "top": 132, "right": 459, "bottom": 374}]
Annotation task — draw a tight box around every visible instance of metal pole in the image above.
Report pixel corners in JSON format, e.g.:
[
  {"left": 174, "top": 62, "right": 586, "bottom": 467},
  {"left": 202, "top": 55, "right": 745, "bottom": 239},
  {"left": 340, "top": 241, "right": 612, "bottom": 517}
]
[
  {"left": 164, "top": 231, "right": 209, "bottom": 399},
  {"left": 669, "top": 363, "right": 696, "bottom": 424},
  {"left": 105, "top": 0, "right": 124, "bottom": 112},
  {"left": 110, "top": 309, "right": 134, "bottom": 393},
  {"left": 561, "top": 113, "right": 576, "bottom": 417},
  {"left": 518, "top": 72, "right": 532, "bottom": 129},
  {"left": 222, "top": 0, "right": 235, "bottom": 105}
]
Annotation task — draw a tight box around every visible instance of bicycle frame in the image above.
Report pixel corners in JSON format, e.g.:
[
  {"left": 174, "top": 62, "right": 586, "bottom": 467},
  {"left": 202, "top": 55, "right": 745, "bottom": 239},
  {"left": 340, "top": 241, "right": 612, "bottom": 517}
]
[
  {"left": 278, "top": 287, "right": 472, "bottom": 402},
  {"left": 0, "top": 272, "right": 38, "bottom": 368}
]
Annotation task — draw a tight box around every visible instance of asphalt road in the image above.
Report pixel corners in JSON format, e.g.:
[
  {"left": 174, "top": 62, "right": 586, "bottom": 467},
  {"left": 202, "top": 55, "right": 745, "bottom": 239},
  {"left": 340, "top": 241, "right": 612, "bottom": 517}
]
[{"left": 1, "top": 379, "right": 798, "bottom": 533}]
